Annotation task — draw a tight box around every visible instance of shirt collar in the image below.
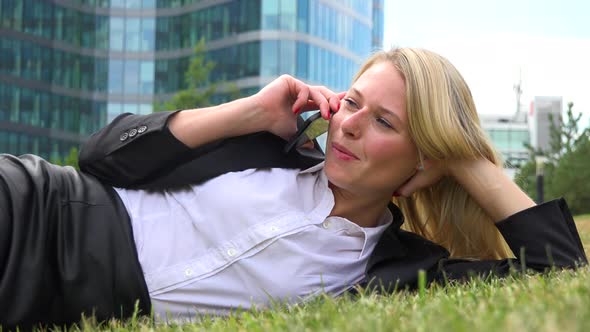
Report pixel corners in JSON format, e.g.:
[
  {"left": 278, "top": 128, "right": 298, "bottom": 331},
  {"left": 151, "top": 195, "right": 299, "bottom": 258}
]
[{"left": 299, "top": 161, "right": 325, "bottom": 174}]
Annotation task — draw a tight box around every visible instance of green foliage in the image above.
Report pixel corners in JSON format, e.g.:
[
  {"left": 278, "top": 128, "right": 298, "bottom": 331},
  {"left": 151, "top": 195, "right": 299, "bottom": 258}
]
[
  {"left": 154, "top": 39, "right": 218, "bottom": 111},
  {"left": 514, "top": 102, "right": 590, "bottom": 214},
  {"left": 50, "top": 147, "right": 79, "bottom": 170},
  {"left": 16, "top": 267, "right": 590, "bottom": 331},
  {"left": 548, "top": 133, "right": 590, "bottom": 214}
]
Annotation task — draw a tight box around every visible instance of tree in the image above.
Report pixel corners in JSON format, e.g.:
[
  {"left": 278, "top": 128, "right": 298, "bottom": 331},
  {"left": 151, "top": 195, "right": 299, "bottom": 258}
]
[
  {"left": 548, "top": 133, "right": 590, "bottom": 214},
  {"left": 51, "top": 147, "right": 80, "bottom": 170},
  {"left": 514, "top": 102, "right": 590, "bottom": 214},
  {"left": 154, "top": 39, "right": 216, "bottom": 111},
  {"left": 154, "top": 38, "right": 240, "bottom": 111}
]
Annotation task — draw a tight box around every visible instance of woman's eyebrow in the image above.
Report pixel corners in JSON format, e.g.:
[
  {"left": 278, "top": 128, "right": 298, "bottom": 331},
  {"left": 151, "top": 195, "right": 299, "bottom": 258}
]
[{"left": 351, "top": 87, "right": 403, "bottom": 125}]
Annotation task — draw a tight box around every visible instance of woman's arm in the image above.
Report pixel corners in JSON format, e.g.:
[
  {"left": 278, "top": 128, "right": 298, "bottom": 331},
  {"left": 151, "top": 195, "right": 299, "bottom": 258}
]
[
  {"left": 79, "top": 76, "right": 339, "bottom": 188},
  {"left": 448, "top": 159, "right": 535, "bottom": 222},
  {"left": 437, "top": 197, "right": 587, "bottom": 281},
  {"left": 389, "top": 160, "right": 585, "bottom": 288},
  {"left": 397, "top": 159, "right": 535, "bottom": 222},
  {"left": 169, "top": 75, "right": 339, "bottom": 148},
  {"left": 365, "top": 198, "right": 586, "bottom": 293}
]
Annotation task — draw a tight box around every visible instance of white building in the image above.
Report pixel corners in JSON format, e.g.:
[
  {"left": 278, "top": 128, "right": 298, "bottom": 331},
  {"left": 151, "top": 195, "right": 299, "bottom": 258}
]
[{"left": 528, "top": 96, "right": 563, "bottom": 152}]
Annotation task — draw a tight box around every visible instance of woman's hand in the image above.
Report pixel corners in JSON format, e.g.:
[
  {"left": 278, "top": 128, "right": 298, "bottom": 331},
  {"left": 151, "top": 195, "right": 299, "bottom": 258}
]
[
  {"left": 396, "top": 158, "right": 535, "bottom": 222},
  {"left": 252, "top": 75, "right": 343, "bottom": 140},
  {"left": 168, "top": 75, "right": 342, "bottom": 150},
  {"left": 395, "top": 159, "right": 448, "bottom": 197}
]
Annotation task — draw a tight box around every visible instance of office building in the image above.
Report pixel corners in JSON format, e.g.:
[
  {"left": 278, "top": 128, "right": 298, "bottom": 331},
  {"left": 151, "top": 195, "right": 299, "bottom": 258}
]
[
  {"left": 481, "top": 113, "right": 530, "bottom": 169},
  {"left": 0, "top": 0, "right": 384, "bottom": 160},
  {"left": 481, "top": 96, "right": 563, "bottom": 179}
]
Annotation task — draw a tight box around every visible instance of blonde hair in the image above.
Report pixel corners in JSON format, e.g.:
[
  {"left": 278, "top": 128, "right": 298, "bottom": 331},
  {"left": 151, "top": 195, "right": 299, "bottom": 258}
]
[{"left": 354, "top": 48, "right": 512, "bottom": 259}]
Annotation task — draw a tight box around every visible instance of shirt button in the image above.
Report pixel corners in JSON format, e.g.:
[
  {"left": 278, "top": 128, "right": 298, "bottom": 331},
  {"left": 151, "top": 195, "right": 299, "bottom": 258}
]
[
  {"left": 322, "top": 220, "right": 331, "bottom": 229},
  {"left": 184, "top": 268, "right": 193, "bottom": 277},
  {"left": 137, "top": 125, "right": 147, "bottom": 133},
  {"left": 129, "top": 128, "right": 138, "bottom": 137},
  {"left": 227, "top": 248, "right": 237, "bottom": 257},
  {"left": 119, "top": 132, "right": 129, "bottom": 141}
]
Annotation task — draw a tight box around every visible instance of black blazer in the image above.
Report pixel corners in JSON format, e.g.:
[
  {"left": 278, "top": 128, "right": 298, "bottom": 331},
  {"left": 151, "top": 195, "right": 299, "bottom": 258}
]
[{"left": 79, "top": 111, "right": 588, "bottom": 291}]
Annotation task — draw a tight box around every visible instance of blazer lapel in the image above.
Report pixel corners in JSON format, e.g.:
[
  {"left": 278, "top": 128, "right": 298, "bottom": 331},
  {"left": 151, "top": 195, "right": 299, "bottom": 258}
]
[{"left": 365, "top": 202, "right": 409, "bottom": 272}]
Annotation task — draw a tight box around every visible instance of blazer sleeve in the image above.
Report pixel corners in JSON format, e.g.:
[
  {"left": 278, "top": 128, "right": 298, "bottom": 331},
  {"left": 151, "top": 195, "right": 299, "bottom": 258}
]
[
  {"left": 79, "top": 111, "right": 325, "bottom": 189},
  {"left": 435, "top": 198, "right": 588, "bottom": 282},
  {"left": 79, "top": 111, "right": 218, "bottom": 188}
]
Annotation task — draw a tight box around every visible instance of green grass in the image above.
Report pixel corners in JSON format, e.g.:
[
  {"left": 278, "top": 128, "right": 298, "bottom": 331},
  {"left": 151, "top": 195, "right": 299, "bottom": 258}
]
[{"left": 17, "top": 216, "right": 590, "bottom": 332}]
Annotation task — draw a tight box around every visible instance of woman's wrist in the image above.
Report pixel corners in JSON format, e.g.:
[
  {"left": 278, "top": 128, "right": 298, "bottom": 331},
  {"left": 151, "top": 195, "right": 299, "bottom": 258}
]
[
  {"left": 447, "top": 158, "right": 535, "bottom": 222},
  {"left": 448, "top": 159, "right": 494, "bottom": 182},
  {"left": 168, "top": 96, "right": 270, "bottom": 148}
]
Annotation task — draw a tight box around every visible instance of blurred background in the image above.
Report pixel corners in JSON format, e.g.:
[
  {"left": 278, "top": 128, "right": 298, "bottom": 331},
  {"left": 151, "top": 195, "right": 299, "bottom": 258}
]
[
  {"left": 0, "top": 0, "right": 588, "bottom": 183},
  {"left": 0, "top": 0, "right": 383, "bottom": 161}
]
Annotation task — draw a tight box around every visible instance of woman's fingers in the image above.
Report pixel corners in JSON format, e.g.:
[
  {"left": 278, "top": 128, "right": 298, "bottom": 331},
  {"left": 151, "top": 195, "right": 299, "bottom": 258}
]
[
  {"left": 296, "top": 86, "right": 344, "bottom": 119},
  {"left": 307, "top": 88, "right": 331, "bottom": 119},
  {"left": 313, "top": 87, "right": 345, "bottom": 119},
  {"left": 264, "top": 76, "right": 342, "bottom": 128},
  {"left": 290, "top": 78, "right": 311, "bottom": 114},
  {"left": 330, "top": 92, "right": 347, "bottom": 113},
  {"left": 396, "top": 160, "right": 445, "bottom": 197}
]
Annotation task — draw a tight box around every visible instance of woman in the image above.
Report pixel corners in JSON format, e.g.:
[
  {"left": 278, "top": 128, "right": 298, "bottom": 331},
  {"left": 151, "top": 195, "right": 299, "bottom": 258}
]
[{"left": 0, "top": 48, "right": 586, "bottom": 328}]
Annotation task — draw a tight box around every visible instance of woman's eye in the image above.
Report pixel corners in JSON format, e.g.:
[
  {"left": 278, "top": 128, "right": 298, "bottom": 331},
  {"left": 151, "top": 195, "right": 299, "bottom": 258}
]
[
  {"left": 377, "top": 117, "right": 393, "bottom": 129},
  {"left": 344, "top": 98, "right": 359, "bottom": 109}
]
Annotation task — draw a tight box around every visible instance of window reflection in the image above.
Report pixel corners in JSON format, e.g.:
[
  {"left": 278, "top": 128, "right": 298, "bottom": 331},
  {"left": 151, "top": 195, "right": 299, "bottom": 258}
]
[
  {"left": 126, "top": 0, "right": 142, "bottom": 8},
  {"left": 139, "top": 104, "right": 152, "bottom": 115},
  {"left": 109, "top": 17, "right": 124, "bottom": 51},
  {"left": 125, "top": 18, "right": 141, "bottom": 51},
  {"left": 107, "top": 103, "right": 123, "bottom": 123},
  {"left": 140, "top": 61, "right": 154, "bottom": 94},
  {"left": 108, "top": 60, "right": 124, "bottom": 94},
  {"left": 262, "top": 0, "right": 279, "bottom": 29},
  {"left": 124, "top": 60, "right": 140, "bottom": 94},
  {"left": 280, "top": 0, "right": 296, "bottom": 31},
  {"left": 261, "top": 40, "right": 279, "bottom": 76},
  {"left": 142, "top": 0, "right": 156, "bottom": 8},
  {"left": 141, "top": 18, "right": 155, "bottom": 51}
]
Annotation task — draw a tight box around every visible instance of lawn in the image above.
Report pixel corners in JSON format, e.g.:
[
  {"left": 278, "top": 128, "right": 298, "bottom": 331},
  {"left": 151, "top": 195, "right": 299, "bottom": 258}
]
[{"left": 17, "top": 216, "right": 590, "bottom": 331}]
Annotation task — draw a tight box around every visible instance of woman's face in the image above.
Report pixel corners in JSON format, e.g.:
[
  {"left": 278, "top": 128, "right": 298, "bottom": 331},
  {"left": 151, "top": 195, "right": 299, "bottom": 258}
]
[{"left": 325, "top": 61, "right": 420, "bottom": 198}]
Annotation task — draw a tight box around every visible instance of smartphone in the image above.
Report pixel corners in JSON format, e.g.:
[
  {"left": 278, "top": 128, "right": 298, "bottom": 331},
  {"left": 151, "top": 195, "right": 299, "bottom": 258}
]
[{"left": 284, "top": 112, "right": 330, "bottom": 153}]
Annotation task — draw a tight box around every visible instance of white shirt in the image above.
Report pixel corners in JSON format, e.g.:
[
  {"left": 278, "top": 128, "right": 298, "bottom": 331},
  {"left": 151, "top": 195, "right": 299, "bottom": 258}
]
[{"left": 114, "top": 163, "right": 391, "bottom": 320}]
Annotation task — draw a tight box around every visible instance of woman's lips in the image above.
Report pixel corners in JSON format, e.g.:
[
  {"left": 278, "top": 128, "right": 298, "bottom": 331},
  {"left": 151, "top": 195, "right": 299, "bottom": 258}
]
[{"left": 332, "top": 142, "right": 359, "bottom": 161}]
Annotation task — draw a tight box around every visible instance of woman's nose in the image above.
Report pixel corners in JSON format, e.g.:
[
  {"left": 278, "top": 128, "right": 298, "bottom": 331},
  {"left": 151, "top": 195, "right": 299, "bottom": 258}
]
[{"left": 340, "top": 108, "right": 366, "bottom": 138}]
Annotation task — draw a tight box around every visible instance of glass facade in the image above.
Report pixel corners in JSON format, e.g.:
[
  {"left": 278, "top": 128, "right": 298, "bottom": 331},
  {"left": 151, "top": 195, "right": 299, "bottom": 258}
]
[
  {"left": 485, "top": 128, "right": 531, "bottom": 167},
  {"left": 1, "top": 0, "right": 383, "bottom": 160},
  {"left": 487, "top": 129, "right": 530, "bottom": 151}
]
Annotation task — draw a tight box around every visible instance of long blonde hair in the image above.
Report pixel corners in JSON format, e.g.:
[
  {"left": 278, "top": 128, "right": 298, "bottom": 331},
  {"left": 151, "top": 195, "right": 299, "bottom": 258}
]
[{"left": 354, "top": 48, "right": 512, "bottom": 259}]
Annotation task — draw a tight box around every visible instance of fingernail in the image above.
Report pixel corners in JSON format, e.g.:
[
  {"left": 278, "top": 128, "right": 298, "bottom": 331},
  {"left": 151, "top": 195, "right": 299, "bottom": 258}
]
[
  {"left": 293, "top": 108, "right": 299, "bottom": 114},
  {"left": 392, "top": 191, "right": 400, "bottom": 197}
]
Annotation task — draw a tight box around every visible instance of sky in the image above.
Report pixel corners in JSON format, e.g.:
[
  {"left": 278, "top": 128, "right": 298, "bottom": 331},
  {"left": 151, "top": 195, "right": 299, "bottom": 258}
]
[{"left": 382, "top": 0, "right": 590, "bottom": 124}]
